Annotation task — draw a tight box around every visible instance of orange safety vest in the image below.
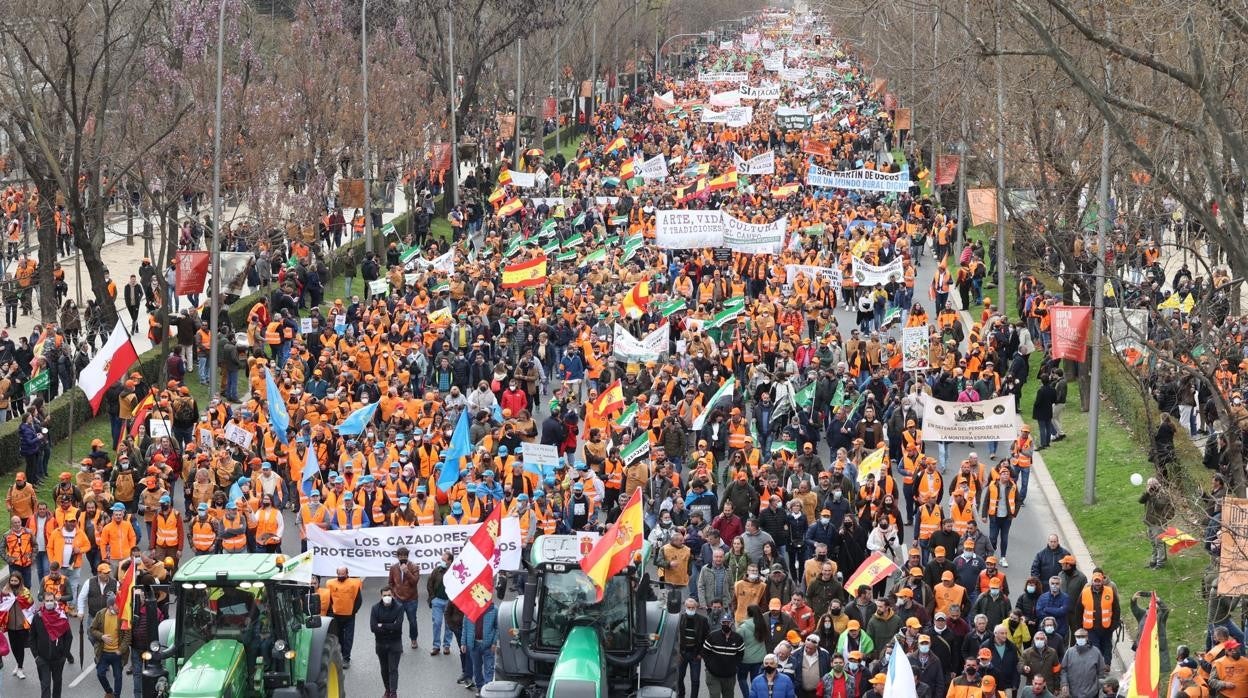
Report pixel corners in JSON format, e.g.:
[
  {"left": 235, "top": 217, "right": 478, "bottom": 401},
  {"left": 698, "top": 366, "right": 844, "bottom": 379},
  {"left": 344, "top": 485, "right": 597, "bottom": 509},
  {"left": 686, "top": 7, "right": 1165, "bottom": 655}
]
[
  {"left": 221, "top": 512, "right": 248, "bottom": 552},
  {"left": 413, "top": 498, "right": 438, "bottom": 526},
  {"left": 917, "top": 504, "right": 942, "bottom": 541},
  {"left": 300, "top": 503, "right": 329, "bottom": 540},
  {"left": 154, "top": 511, "right": 182, "bottom": 548},
  {"left": 256, "top": 507, "right": 282, "bottom": 543},
  {"left": 191, "top": 519, "right": 218, "bottom": 552},
  {"left": 985, "top": 483, "right": 1018, "bottom": 518},
  {"left": 1081, "top": 585, "right": 1116, "bottom": 629}
]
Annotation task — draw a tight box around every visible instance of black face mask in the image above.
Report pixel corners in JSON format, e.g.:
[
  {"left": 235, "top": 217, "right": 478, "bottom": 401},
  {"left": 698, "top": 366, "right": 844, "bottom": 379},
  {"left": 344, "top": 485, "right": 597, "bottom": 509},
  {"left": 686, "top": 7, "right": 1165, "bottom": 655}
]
[
  {"left": 337, "top": 575, "right": 348, "bottom": 582},
  {"left": 764, "top": 667, "right": 777, "bottom": 675}
]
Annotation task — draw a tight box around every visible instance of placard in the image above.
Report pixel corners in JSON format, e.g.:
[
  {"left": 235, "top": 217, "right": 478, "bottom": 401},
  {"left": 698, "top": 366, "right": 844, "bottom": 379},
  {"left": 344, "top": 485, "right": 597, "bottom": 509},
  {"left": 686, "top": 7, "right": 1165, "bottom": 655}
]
[
  {"left": 655, "top": 210, "right": 724, "bottom": 249},
  {"left": 901, "top": 326, "right": 930, "bottom": 371},
  {"left": 921, "top": 396, "right": 1021, "bottom": 443},
  {"left": 733, "top": 151, "right": 775, "bottom": 175},
  {"left": 850, "top": 256, "right": 905, "bottom": 286},
  {"left": 698, "top": 72, "right": 749, "bottom": 83},
  {"left": 368, "top": 279, "right": 390, "bottom": 297},
  {"left": 306, "top": 520, "right": 521, "bottom": 577},
  {"left": 300, "top": 318, "right": 314, "bottom": 334},
  {"left": 522, "top": 443, "right": 561, "bottom": 475},
  {"left": 613, "top": 323, "right": 670, "bottom": 362},
  {"left": 149, "top": 419, "right": 172, "bottom": 439},
  {"left": 807, "top": 164, "right": 913, "bottom": 192},
  {"left": 224, "top": 423, "right": 254, "bottom": 449},
  {"left": 784, "top": 264, "right": 839, "bottom": 287},
  {"left": 722, "top": 215, "right": 786, "bottom": 255},
  {"left": 740, "top": 83, "right": 781, "bottom": 100}
]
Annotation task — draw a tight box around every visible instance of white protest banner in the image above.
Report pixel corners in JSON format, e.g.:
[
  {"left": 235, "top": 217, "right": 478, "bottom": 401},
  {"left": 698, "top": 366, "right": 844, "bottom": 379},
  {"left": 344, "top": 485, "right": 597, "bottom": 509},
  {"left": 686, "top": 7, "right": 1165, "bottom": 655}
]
[
  {"left": 300, "top": 318, "right": 315, "bottom": 334},
  {"left": 763, "top": 52, "right": 785, "bottom": 71},
  {"left": 700, "top": 108, "right": 728, "bottom": 124},
  {"left": 219, "top": 252, "right": 253, "bottom": 296},
  {"left": 638, "top": 154, "right": 669, "bottom": 181},
  {"left": 430, "top": 249, "right": 455, "bottom": 274},
  {"left": 780, "top": 68, "right": 808, "bottom": 82},
  {"left": 811, "top": 67, "right": 834, "bottom": 80},
  {"left": 224, "top": 423, "right": 254, "bottom": 449},
  {"left": 698, "top": 71, "right": 749, "bottom": 83},
  {"left": 784, "top": 264, "right": 839, "bottom": 286},
  {"left": 722, "top": 215, "right": 786, "bottom": 255},
  {"left": 901, "top": 326, "right": 930, "bottom": 371},
  {"left": 921, "top": 396, "right": 1021, "bottom": 443},
  {"left": 740, "top": 83, "right": 782, "bottom": 100},
  {"left": 368, "top": 279, "right": 390, "bottom": 296},
  {"left": 306, "top": 520, "right": 522, "bottom": 577},
  {"left": 718, "top": 40, "right": 733, "bottom": 50},
  {"left": 528, "top": 197, "right": 570, "bottom": 208},
  {"left": 851, "top": 256, "right": 905, "bottom": 286},
  {"left": 709, "top": 91, "right": 741, "bottom": 108},
  {"left": 149, "top": 419, "right": 172, "bottom": 439},
  {"left": 505, "top": 170, "right": 538, "bottom": 188},
  {"left": 1107, "top": 307, "right": 1149, "bottom": 354},
  {"left": 724, "top": 106, "right": 754, "bottom": 128},
  {"left": 807, "top": 164, "right": 914, "bottom": 192},
  {"left": 734, "top": 150, "right": 775, "bottom": 175},
  {"left": 741, "top": 32, "right": 761, "bottom": 49},
  {"left": 613, "top": 323, "right": 670, "bottom": 362},
  {"left": 522, "top": 443, "right": 561, "bottom": 475},
  {"left": 655, "top": 209, "right": 724, "bottom": 248}
]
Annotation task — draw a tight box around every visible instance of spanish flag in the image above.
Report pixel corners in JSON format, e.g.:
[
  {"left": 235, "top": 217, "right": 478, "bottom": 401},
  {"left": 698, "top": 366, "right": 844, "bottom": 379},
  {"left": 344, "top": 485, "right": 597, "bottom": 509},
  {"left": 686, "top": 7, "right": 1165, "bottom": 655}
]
[
  {"left": 707, "top": 169, "right": 738, "bottom": 192},
  {"left": 1157, "top": 527, "right": 1198, "bottom": 554},
  {"left": 606, "top": 136, "right": 627, "bottom": 154},
  {"left": 497, "top": 169, "right": 512, "bottom": 185},
  {"left": 580, "top": 488, "right": 643, "bottom": 600},
  {"left": 488, "top": 188, "right": 506, "bottom": 207},
  {"left": 1127, "top": 593, "right": 1161, "bottom": 698},
  {"left": 428, "top": 307, "right": 452, "bottom": 325},
  {"left": 130, "top": 391, "right": 157, "bottom": 437},
  {"left": 619, "top": 280, "right": 650, "bottom": 319},
  {"left": 576, "top": 156, "right": 592, "bottom": 172},
  {"left": 496, "top": 198, "right": 524, "bottom": 218},
  {"left": 675, "top": 177, "right": 707, "bottom": 203},
  {"left": 117, "top": 557, "right": 137, "bottom": 629},
  {"left": 501, "top": 256, "right": 548, "bottom": 288},
  {"left": 593, "top": 379, "right": 626, "bottom": 416},
  {"left": 843, "top": 551, "right": 899, "bottom": 593},
  {"left": 619, "top": 157, "right": 637, "bottom": 180},
  {"left": 772, "top": 183, "right": 801, "bottom": 198}
]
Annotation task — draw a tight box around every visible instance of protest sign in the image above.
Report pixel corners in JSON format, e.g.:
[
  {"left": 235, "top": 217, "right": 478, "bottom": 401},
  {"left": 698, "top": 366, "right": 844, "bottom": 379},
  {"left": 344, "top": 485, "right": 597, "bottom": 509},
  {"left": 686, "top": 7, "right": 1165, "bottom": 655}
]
[
  {"left": 638, "top": 154, "right": 669, "bottom": 181},
  {"left": 740, "top": 83, "right": 781, "bottom": 100},
  {"left": 850, "top": 256, "right": 904, "bottom": 286},
  {"left": 655, "top": 209, "right": 724, "bottom": 248},
  {"left": 698, "top": 71, "right": 749, "bottom": 83},
  {"left": 300, "top": 318, "right": 314, "bottom": 334},
  {"left": 722, "top": 215, "right": 786, "bottom": 255},
  {"left": 1051, "top": 305, "right": 1094, "bottom": 361},
  {"left": 734, "top": 150, "right": 775, "bottom": 175},
  {"left": 807, "top": 164, "right": 913, "bottom": 192},
  {"left": 522, "top": 443, "right": 561, "bottom": 475},
  {"left": 613, "top": 323, "right": 670, "bottom": 362},
  {"left": 306, "top": 520, "right": 521, "bottom": 577},
  {"left": 224, "top": 423, "right": 254, "bottom": 449},
  {"left": 901, "top": 326, "right": 930, "bottom": 371},
  {"left": 967, "top": 188, "right": 999, "bottom": 226},
  {"left": 921, "top": 396, "right": 1020, "bottom": 443},
  {"left": 784, "top": 264, "right": 840, "bottom": 287}
]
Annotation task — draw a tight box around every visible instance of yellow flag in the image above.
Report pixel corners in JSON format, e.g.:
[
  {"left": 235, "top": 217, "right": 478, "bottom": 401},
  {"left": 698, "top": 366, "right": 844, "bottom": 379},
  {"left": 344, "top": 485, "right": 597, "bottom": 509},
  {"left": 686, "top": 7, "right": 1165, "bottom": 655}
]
[
  {"left": 856, "top": 447, "right": 887, "bottom": 485},
  {"left": 1157, "top": 293, "right": 1180, "bottom": 310},
  {"left": 1179, "top": 294, "right": 1195, "bottom": 314}
]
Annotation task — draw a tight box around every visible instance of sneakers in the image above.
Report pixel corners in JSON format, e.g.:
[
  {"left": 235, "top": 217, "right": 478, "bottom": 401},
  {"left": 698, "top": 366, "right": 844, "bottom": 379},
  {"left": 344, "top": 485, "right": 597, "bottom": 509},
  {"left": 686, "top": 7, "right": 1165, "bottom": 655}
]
[
  {"left": 1000, "top": 557, "right": 1009, "bottom": 568},
  {"left": 431, "top": 648, "right": 441, "bottom": 656},
  {"left": 464, "top": 683, "right": 476, "bottom": 691},
  {"left": 14, "top": 667, "right": 26, "bottom": 679}
]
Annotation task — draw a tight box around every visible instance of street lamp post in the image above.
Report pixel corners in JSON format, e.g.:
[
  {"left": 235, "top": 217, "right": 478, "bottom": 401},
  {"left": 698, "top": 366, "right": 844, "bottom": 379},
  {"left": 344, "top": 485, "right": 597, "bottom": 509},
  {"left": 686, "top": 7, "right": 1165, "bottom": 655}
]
[
  {"left": 207, "top": 0, "right": 226, "bottom": 398},
  {"left": 446, "top": 7, "right": 458, "bottom": 210},
  {"left": 361, "top": 0, "right": 373, "bottom": 254}
]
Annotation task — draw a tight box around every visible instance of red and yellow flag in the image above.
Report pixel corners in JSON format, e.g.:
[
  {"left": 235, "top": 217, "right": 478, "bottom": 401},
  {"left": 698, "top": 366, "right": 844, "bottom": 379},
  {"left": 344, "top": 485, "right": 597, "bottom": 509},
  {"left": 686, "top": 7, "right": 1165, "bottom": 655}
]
[
  {"left": 497, "top": 169, "right": 512, "bottom": 185},
  {"left": 772, "top": 183, "right": 801, "bottom": 198},
  {"left": 496, "top": 198, "right": 523, "bottom": 218},
  {"left": 1127, "top": 593, "right": 1161, "bottom": 698},
  {"left": 1157, "top": 527, "right": 1198, "bottom": 554},
  {"left": 130, "top": 391, "right": 157, "bottom": 438},
  {"left": 707, "top": 169, "right": 738, "bottom": 192},
  {"left": 606, "top": 136, "right": 627, "bottom": 154},
  {"left": 580, "top": 488, "right": 643, "bottom": 600},
  {"left": 619, "top": 280, "right": 650, "bottom": 319},
  {"left": 576, "top": 157, "right": 591, "bottom": 172},
  {"left": 843, "top": 551, "right": 899, "bottom": 592},
  {"left": 117, "top": 559, "right": 137, "bottom": 630},
  {"left": 501, "top": 256, "right": 548, "bottom": 288},
  {"left": 619, "top": 158, "right": 637, "bottom": 180},
  {"left": 593, "top": 379, "right": 626, "bottom": 416},
  {"left": 488, "top": 188, "right": 506, "bottom": 207}
]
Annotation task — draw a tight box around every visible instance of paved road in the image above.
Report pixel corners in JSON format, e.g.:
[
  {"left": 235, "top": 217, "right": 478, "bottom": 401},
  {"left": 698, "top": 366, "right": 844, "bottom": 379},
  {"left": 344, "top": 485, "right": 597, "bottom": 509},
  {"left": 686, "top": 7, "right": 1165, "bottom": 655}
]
[{"left": 0, "top": 246, "right": 1068, "bottom": 698}]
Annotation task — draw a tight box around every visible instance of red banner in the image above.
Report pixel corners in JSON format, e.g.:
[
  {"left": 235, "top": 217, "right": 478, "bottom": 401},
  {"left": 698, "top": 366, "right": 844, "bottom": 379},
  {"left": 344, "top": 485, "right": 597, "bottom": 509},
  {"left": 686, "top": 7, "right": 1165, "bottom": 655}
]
[
  {"left": 542, "top": 97, "right": 557, "bottom": 119},
  {"left": 175, "top": 251, "right": 210, "bottom": 295},
  {"left": 430, "top": 143, "right": 452, "bottom": 172},
  {"left": 1051, "top": 304, "right": 1094, "bottom": 361},
  {"left": 936, "top": 154, "right": 960, "bottom": 187}
]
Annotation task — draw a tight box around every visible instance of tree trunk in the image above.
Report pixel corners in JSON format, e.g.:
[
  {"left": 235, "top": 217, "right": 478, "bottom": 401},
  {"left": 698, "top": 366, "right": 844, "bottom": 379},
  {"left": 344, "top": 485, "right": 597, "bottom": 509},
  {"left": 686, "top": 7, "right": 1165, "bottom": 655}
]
[
  {"left": 33, "top": 180, "right": 60, "bottom": 324},
  {"left": 156, "top": 199, "right": 178, "bottom": 385}
]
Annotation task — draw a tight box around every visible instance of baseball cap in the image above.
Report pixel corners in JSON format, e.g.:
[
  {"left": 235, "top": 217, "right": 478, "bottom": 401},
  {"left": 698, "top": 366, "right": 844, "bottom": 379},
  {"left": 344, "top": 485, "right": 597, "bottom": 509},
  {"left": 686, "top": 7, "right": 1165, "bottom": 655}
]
[
  {"left": 978, "top": 648, "right": 993, "bottom": 660},
  {"left": 847, "top": 620, "right": 861, "bottom": 630},
  {"left": 941, "top": 571, "right": 954, "bottom": 581}
]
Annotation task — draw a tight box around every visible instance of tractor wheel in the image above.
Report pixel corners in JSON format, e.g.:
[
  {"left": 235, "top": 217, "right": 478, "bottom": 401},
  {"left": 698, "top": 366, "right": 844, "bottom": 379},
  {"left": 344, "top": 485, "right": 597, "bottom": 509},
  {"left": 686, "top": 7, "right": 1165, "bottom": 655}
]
[{"left": 303, "top": 635, "right": 346, "bottom": 698}]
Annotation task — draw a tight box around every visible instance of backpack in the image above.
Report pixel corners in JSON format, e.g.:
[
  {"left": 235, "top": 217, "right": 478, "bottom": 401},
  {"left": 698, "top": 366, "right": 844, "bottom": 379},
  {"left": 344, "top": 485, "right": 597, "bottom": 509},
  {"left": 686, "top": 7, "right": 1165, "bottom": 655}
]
[{"left": 175, "top": 397, "right": 197, "bottom": 423}]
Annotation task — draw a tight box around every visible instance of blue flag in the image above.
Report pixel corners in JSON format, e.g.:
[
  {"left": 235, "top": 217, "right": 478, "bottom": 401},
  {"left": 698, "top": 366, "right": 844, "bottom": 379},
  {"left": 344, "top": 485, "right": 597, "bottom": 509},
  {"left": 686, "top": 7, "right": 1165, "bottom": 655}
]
[
  {"left": 491, "top": 403, "right": 503, "bottom": 423},
  {"left": 612, "top": 115, "right": 624, "bottom": 131},
  {"left": 437, "top": 409, "right": 471, "bottom": 490},
  {"left": 265, "top": 368, "right": 290, "bottom": 445},
  {"left": 228, "top": 477, "right": 249, "bottom": 505},
  {"left": 301, "top": 445, "right": 320, "bottom": 497},
  {"left": 336, "top": 401, "right": 379, "bottom": 436}
]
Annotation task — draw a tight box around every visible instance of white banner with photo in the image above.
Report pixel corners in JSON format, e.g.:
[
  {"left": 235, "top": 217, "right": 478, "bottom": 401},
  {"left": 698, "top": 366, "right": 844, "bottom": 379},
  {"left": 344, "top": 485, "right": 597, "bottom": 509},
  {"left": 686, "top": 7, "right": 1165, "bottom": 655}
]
[
  {"left": 306, "top": 520, "right": 522, "bottom": 577},
  {"left": 740, "top": 83, "right": 782, "bottom": 100},
  {"left": 733, "top": 150, "right": 776, "bottom": 175},
  {"left": 850, "top": 256, "right": 905, "bottom": 286},
  {"left": 613, "top": 323, "right": 670, "bottom": 362},
  {"left": 901, "top": 326, "right": 930, "bottom": 371},
  {"left": 219, "top": 252, "right": 253, "bottom": 296},
  {"left": 921, "top": 396, "right": 1021, "bottom": 443},
  {"left": 763, "top": 52, "right": 786, "bottom": 72},
  {"left": 528, "top": 197, "right": 570, "bottom": 207},
  {"left": 807, "top": 164, "right": 914, "bottom": 192},
  {"left": 638, "top": 154, "right": 669, "bottom": 181},
  {"left": 723, "top": 215, "right": 786, "bottom": 255},
  {"left": 698, "top": 71, "right": 750, "bottom": 83},
  {"left": 655, "top": 209, "right": 724, "bottom": 248},
  {"left": 784, "top": 263, "right": 841, "bottom": 288}
]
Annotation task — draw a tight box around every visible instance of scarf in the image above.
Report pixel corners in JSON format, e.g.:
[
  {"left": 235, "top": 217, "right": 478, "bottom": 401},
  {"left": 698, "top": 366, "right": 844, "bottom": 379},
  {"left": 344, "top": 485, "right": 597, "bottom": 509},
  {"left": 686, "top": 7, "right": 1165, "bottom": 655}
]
[{"left": 40, "top": 607, "right": 70, "bottom": 643}]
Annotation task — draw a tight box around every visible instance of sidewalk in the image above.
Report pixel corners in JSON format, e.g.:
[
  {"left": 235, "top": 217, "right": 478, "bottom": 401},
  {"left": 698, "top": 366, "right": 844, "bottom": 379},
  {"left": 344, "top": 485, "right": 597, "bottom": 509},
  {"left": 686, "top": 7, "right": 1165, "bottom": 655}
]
[{"left": 7, "top": 194, "right": 409, "bottom": 355}]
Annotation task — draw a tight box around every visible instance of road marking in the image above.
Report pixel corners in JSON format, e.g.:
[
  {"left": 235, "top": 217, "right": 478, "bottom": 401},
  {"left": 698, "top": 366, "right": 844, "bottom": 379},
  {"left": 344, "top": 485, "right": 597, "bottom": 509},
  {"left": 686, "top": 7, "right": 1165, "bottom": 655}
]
[{"left": 68, "top": 663, "right": 96, "bottom": 687}]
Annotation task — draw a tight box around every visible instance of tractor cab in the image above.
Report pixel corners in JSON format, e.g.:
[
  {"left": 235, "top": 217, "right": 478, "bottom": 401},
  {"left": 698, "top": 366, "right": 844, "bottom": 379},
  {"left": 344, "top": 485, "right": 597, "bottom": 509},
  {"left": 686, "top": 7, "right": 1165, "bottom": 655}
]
[{"left": 142, "top": 553, "right": 344, "bottom": 698}]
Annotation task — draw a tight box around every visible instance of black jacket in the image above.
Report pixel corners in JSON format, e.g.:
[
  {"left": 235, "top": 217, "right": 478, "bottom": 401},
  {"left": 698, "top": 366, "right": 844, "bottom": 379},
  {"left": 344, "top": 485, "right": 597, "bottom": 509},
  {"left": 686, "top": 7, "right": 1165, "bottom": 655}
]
[
  {"left": 370, "top": 600, "right": 405, "bottom": 644},
  {"left": 30, "top": 611, "right": 74, "bottom": 662},
  {"left": 702, "top": 627, "right": 745, "bottom": 678},
  {"left": 678, "top": 611, "right": 711, "bottom": 652}
]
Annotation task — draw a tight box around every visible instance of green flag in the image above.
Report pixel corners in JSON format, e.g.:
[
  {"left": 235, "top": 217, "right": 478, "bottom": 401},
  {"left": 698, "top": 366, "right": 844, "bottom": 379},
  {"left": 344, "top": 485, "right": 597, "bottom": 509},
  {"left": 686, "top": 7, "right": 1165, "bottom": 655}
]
[
  {"left": 795, "top": 382, "right": 816, "bottom": 409},
  {"left": 540, "top": 218, "right": 557, "bottom": 236},
  {"left": 609, "top": 215, "right": 628, "bottom": 226},
  {"left": 830, "top": 381, "right": 845, "bottom": 409},
  {"left": 723, "top": 296, "right": 746, "bottom": 310},
  {"left": 846, "top": 391, "right": 865, "bottom": 418},
  {"left": 658, "top": 298, "right": 687, "bottom": 318},
  {"left": 708, "top": 305, "right": 744, "bottom": 329},
  {"left": 380, "top": 222, "right": 396, "bottom": 237},
  {"left": 542, "top": 240, "right": 561, "bottom": 255},
  {"left": 771, "top": 440, "right": 797, "bottom": 454},
  {"left": 571, "top": 212, "right": 586, "bottom": 228},
  {"left": 24, "top": 370, "right": 49, "bottom": 396},
  {"left": 562, "top": 233, "right": 585, "bottom": 249},
  {"left": 614, "top": 403, "right": 639, "bottom": 429},
  {"left": 621, "top": 432, "right": 651, "bottom": 465},
  {"left": 881, "top": 306, "right": 902, "bottom": 328},
  {"left": 399, "top": 246, "right": 421, "bottom": 264},
  {"left": 430, "top": 281, "right": 450, "bottom": 295},
  {"left": 692, "top": 376, "right": 735, "bottom": 430},
  {"left": 504, "top": 237, "right": 523, "bottom": 257},
  {"left": 555, "top": 250, "right": 578, "bottom": 263},
  {"left": 622, "top": 235, "right": 644, "bottom": 262},
  {"left": 580, "top": 248, "right": 608, "bottom": 267}
]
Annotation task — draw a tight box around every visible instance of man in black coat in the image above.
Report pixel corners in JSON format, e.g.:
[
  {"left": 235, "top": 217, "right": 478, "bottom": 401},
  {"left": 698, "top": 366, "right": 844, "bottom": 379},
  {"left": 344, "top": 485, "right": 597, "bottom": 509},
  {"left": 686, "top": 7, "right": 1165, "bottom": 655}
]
[
  {"left": 371, "top": 586, "right": 405, "bottom": 698},
  {"left": 30, "top": 591, "right": 74, "bottom": 698},
  {"left": 677, "top": 598, "right": 710, "bottom": 698},
  {"left": 1032, "top": 378, "right": 1058, "bottom": 449},
  {"left": 702, "top": 615, "right": 744, "bottom": 698}
]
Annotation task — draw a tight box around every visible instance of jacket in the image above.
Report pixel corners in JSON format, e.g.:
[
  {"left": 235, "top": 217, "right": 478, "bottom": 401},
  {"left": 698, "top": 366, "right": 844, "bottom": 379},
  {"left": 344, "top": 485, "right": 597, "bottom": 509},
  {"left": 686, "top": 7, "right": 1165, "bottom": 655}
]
[
  {"left": 702, "top": 627, "right": 745, "bottom": 678},
  {"left": 750, "top": 671, "right": 797, "bottom": 698},
  {"left": 461, "top": 604, "right": 498, "bottom": 647},
  {"left": 370, "top": 600, "right": 405, "bottom": 644},
  {"left": 792, "top": 648, "right": 834, "bottom": 690},
  {"left": 1034, "top": 591, "right": 1069, "bottom": 635},
  {"left": 387, "top": 560, "right": 421, "bottom": 602},
  {"left": 1059, "top": 645, "right": 1106, "bottom": 698},
  {"left": 30, "top": 609, "right": 74, "bottom": 662},
  {"left": 90, "top": 608, "right": 132, "bottom": 663}
]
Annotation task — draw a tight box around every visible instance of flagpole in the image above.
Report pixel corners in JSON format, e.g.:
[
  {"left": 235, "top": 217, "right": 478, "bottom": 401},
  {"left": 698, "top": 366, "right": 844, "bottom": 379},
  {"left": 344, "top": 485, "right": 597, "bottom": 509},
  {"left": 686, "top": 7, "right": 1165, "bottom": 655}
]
[{"left": 207, "top": 0, "right": 225, "bottom": 399}]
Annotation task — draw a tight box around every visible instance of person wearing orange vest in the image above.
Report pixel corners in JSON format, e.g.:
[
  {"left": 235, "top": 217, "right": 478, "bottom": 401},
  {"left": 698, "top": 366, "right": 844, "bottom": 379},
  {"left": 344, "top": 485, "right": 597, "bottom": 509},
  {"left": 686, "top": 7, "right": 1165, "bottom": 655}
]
[
  {"left": 254, "top": 494, "right": 285, "bottom": 553},
  {"left": 980, "top": 469, "right": 1018, "bottom": 569},
  {"left": 300, "top": 490, "right": 330, "bottom": 552},
  {"left": 220, "top": 501, "right": 249, "bottom": 553},
  {"left": 1012, "top": 425, "right": 1035, "bottom": 505},
  {"left": 331, "top": 492, "right": 368, "bottom": 530},
  {"left": 326, "top": 566, "right": 364, "bottom": 667},
  {"left": 151, "top": 495, "right": 185, "bottom": 564},
  {"left": 189, "top": 503, "right": 222, "bottom": 555},
  {"left": 97, "top": 503, "right": 138, "bottom": 571},
  {"left": 4, "top": 514, "right": 35, "bottom": 588},
  {"left": 1074, "top": 571, "right": 1120, "bottom": 663},
  {"left": 46, "top": 515, "right": 90, "bottom": 592},
  {"left": 410, "top": 487, "right": 439, "bottom": 525}
]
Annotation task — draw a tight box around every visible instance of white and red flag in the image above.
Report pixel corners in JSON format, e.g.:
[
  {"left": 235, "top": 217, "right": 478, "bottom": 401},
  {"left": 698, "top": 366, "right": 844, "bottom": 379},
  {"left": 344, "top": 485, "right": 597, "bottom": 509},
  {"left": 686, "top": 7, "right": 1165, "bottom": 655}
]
[{"left": 445, "top": 504, "right": 504, "bottom": 622}]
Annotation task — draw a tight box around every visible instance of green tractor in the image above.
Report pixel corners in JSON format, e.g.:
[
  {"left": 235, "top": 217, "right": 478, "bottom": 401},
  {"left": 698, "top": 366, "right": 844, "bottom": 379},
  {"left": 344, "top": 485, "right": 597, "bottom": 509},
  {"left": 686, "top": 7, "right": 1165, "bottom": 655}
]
[
  {"left": 139, "top": 552, "right": 345, "bottom": 698},
  {"left": 483, "top": 535, "right": 680, "bottom": 698}
]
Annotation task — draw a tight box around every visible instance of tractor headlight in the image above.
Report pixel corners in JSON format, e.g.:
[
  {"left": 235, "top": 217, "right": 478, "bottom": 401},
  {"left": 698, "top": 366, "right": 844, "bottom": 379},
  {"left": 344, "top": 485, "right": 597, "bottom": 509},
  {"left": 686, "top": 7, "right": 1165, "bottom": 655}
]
[
  {"left": 284, "top": 650, "right": 296, "bottom": 660},
  {"left": 274, "top": 640, "right": 287, "bottom": 653},
  {"left": 150, "top": 641, "right": 160, "bottom": 653},
  {"left": 142, "top": 651, "right": 153, "bottom": 661}
]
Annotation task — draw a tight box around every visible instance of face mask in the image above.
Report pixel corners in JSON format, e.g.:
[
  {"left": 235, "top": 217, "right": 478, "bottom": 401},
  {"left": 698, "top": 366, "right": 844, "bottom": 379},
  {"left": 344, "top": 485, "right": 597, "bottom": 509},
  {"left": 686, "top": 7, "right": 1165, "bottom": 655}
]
[
  {"left": 1076, "top": 637, "right": 1088, "bottom": 647},
  {"left": 764, "top": 667, "right": 777, "bottom": 675},
  {"left": 1026, "top": 585, "right": 1036, "bottom": 594},
  {"left": 816, "top": 553, "right": 827, "bottom": 561},
  {"left": 1035, "top": 639, "right": 1046, "bottom": 649},
  {"left": 848, "top": 662, "right": 860, "bottom": 671},
  {"left": 833, "top": 491, "right": 843, "bottom": 499},
  {"left": 935, "top": 623, "right": 946, "bottom": 631},
  {"left": 1044, "top": 625, "right": 1056, "bottom": 634},
  {"left": 1050, "top": 585, "right": 1061, "bottom": 593},
  {"left": 820, "top": 517, "right": 831, "bottom": 525},
  {"left": 685, "top": 609, "right": 697, "bottom": 616},
  {"left": 824, "top": 621, "right": 832, "bottom": 629},
  {"left": 44, "top": 600, "right": 58, "bottom": 610},
  {"left": 829, "top": 607, "right": 841, "bottom": 615},
  {"left": 919, "top": 644, "right": 930, "bottom": 654},
  {"left": 963, "top": 551, "right": 973, "bottom": 559},
  {"left": 989, "top": 589, "right": 1000, "bottom": 597},
  {"left": 748, "top": 573, "right": 760, "bottom": 582},
  {"left": 382, "top": 596, "right": 393, "bottom": 605},
  {"left": 337, "top": 575, "right": 348, "bottom": 582},
  {"left": 965, "top": 669, "right": 978, "bottom": 678}
]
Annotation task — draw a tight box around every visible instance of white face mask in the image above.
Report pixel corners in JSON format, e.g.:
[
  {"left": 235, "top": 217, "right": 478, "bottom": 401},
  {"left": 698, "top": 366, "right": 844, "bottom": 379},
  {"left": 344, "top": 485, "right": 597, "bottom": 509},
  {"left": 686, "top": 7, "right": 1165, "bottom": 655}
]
[
  {"left": 1075, "top": 637, "right": 1088, "bottom": 647},
  {"left": 1035, "top": 639, "right": 1046, "bottom": 649},
  {"left": 685, "top": 609, "right": 697, "bottom": 616},
  {"left": 44, "top": 601, "right": 57, "bottom": 610},
  {"left": 382, "top": 596, "right": 393, "bottom": 605}
]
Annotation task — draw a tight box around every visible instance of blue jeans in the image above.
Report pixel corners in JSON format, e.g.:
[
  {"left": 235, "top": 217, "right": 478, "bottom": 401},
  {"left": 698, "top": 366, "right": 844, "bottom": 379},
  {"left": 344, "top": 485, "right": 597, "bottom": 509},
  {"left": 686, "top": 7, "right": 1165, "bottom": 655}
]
[
  {"left": 198, "top": 355, "right": 209, "bottom": 383},
  {"left": 431, "top": 599, "right": 454, "bottom": 649},
  {"left": 937, "top": 442, "right": 949, "bottom": 472},
  {"left": 1017, "top": 465, "right": 1032, "bottom": 502},
  {"left": 34, "top": 550, "right": 49, "bottom": 582},
  {"left": 226, "top": 369, "right": 239, "bottom": 400},
  {"left": 451, "top": 629, "right": 471, "bottom": 680},
  {"left": 132, "top": 652, "right": 144, "bottom": 698},
  {"left": 97, "top": 651, "right": 125, "bottom": 696},
  {"left": 1037, "top": 419, "right": 1055, "bottom": 448},
  {"left": 737, "top": 662, "right": 761, "bottom": 697},
  {"left": 400, "top": 598, "right": 420, "bottom": 642},
  {"left": 989, "top": 516, "right": 1013, "bottom": 557},
  {"left": 468, "top": 642, "right": 495, "bottom": 688},
  {"left": 679, "top": 650, "right": 703, "bottom": 698}
]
